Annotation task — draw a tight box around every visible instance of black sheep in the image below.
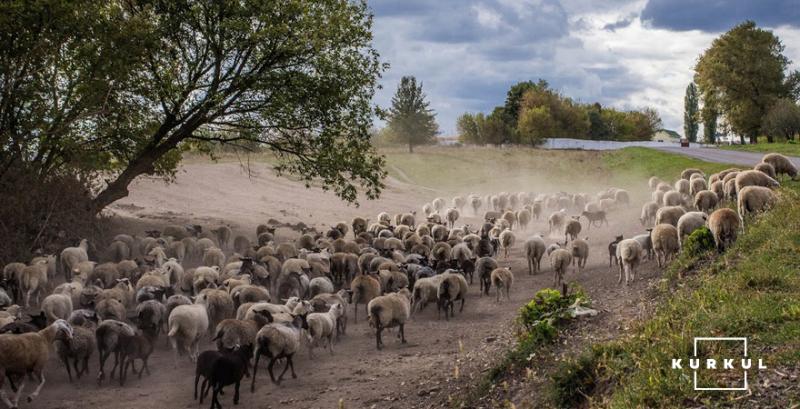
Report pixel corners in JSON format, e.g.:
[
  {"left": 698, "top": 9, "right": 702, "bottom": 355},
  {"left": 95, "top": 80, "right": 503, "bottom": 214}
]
[{"left": 195, "top": 345, "right": 252, "bottom": 409}]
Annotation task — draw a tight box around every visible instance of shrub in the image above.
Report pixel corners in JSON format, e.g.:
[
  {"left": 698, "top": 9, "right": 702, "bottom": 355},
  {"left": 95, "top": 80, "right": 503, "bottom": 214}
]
[
  {"left": 682, "top": 226, "right": 715, "bottom": 257},
  {"left": 518, "top": 287, "right": 587, "bottom": 332}
]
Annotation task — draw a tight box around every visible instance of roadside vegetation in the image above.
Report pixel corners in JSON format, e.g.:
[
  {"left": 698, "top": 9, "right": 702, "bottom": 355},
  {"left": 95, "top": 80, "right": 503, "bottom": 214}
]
[
  {"left": 548, "top": 179, "right": 800, "bottom": 408},
  {"left": 720, "top": 140, "right": 800, "bottom": 157}
]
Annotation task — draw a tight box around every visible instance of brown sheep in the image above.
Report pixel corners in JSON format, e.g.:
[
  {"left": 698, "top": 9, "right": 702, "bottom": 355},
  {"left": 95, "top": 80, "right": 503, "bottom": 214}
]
[
  {"left": 737, "top": 186, "right": 778, "bottom": 223},
  {"left": 349, "top": 274, "right": 381, "bottom": 323},
  {"left": 762, "top": 153, "right": 798, "bottom": 178},
  {"left": 650, "top": 224, "right": 679, "bottom": 268},
  {"left": 708, "top": 208, "right": 740, "bottom": 252}
]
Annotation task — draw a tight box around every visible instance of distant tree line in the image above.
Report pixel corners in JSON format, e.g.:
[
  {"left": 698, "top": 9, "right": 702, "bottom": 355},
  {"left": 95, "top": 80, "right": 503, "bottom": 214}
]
[{"left": 456, "top": 80, "right": 662, "bottom": 146}]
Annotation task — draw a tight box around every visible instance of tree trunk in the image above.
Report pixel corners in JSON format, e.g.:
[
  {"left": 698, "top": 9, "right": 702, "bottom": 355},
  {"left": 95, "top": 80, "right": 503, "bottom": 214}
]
[
  {"left": 408, "top": 142, "right": 413, "bottom": 153},
  {"left": 766, "top": 134, "right": 774, "bottom": 143},
  {"left": 749, "top": 133, "right": 757, "bottom": 144},
  {"left": 739, "top": 134, "right": 746, "bottom": 145}
]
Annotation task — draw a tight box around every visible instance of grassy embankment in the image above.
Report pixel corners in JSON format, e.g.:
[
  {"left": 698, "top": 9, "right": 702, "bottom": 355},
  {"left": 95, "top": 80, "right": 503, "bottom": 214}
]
[
  {"left": 719, "top": 140, "right": 800, "bottom": 157},
  {"left": 548, "top": 177, "right": 800, "bottom": 407}
]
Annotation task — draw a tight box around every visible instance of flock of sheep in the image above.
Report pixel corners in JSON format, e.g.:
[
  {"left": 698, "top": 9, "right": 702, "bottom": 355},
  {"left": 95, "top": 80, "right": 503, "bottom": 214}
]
[{"left": 0, "top": 151, "right": 794, "bottom": 409}]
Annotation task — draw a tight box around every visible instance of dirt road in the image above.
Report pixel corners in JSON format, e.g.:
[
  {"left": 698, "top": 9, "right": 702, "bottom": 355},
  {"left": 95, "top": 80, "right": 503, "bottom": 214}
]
[{"left": 31, "top": 161, "right": 663, "bottom": 409}]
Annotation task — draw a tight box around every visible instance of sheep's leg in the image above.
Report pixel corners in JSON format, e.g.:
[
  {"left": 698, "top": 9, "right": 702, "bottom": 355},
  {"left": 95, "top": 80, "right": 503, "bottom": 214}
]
[
  {"left": 277, "top": 356, "right": 292, "bottom": 382},
  {"left": 194, "top": 373, "right": 201, "bottom": 400},
  {"left": 62, "top": 355, "right": 73, "bottom": 382},
  {"left": 328, "top": 334, "right": 334, "bottom": 355},
  {"left": 26, "top": 372, "right": 44, "bottom": 403},
  {"left": 97, "top": 349, "right": 108, "bottom": 385},
  {"left": 267, "top": 357, "right": 280, "bottom": 385},
  {"left": 142, "top": 359, "right": 150, "bottom": 377},
  {"left": 109, "top": 351, "right": 120, "bottom": 380},
  {"left": 399, "top": 323, "right": 406, "bottom": 344},
  {"left": 375, "top": 324, "right": 383, "bottom": 350},
  {"left": 10, "top": 377, "right": 25, "bottom": 409},
  {"left": 234, "top": 380, "right": 240, "bottom": 405}
]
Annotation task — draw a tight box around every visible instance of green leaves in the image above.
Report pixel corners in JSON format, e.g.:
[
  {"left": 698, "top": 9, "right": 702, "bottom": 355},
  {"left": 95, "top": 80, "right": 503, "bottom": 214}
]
[
  {"left": 684, "top": 83, "right": 700, "bottom": 142},
  {"left": 1, "top": 0, "right": 387, "bottom": 210},
  {"left": 695, "top": 21, "right": 795, "bottom": 143},
  {"left": 386, "top": 76, "right": 439, "bottom": 152}
]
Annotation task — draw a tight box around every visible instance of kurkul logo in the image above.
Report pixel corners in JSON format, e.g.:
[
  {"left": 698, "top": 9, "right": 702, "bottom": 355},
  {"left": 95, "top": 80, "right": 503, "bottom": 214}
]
[{"left": 671, "top": 337, "right": 767, "bottom": 391}]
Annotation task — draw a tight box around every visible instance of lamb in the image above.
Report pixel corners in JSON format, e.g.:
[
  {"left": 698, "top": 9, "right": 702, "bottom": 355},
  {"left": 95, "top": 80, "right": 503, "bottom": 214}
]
[
  {"left": 168, "top": 302, "right": 210, "bottom": 363},
  {"left": 608, "top": 235, "right": 623, "bottom": 267},
  {"left": 368, "top": 288, "right": 412, "bottom": 350},
  {"left": 310, "top": 290, "right": 350, "bottom": 335},
  {"left": 349, "top": 274, "right": 381, "bottom": 322},
  {"left": 640, "top": 201, "right": 659, "bottom": 226},
  {"left": 95, "top": 319, "right": 137, "bottom": 385},
  {"left": 54, "top": 324, "right": 95, "bottom": 382},
  {"left": 61, "top": 239, "right": 89, "bottom": 281},
  {"left": 41, "top": 293, "right": 73, "bottom": 324},
  {"left": 20, "top": 260, "right": 48, "bottom": 307},
  {"left": 524, "top": 236, "right": 546, "bottom": 275},
  {"left": 693, "top": 190, "right": 719, "bottom": 213},
  {"left": 498, "top": 229, "right": 515, "bottom": 259},
  {"left": 655, "top": 206, "right": 686, "bottom": 227},
  {"left": 445, "top": 208, "right": 460, "bottom": 229},
  {"left": 490, "top": 268, "right": 513, "bottom": 302},
  {"left": 194, "top": 345, "right": 252, "bottom": 409},
  {"left": 437, "top": 272, "right": 468, "bottom": 320},
  {"left": 737, "top": 186, "right": 778, "bottom": 223},
  {"left": 677, "top": 212, "right": 708, "bottom": 247},
  {"left": 616, "top": 239, "right": 642, "bottom": 285},
  {"left": 549, "top": 248, "right": 572, "bottom": 288},
  {"left": 475, "top": 257, "right": 499, "bottom": 296},
  {"left": 564, "top": 217, "right": 581, "bottom": 244},
  {"left": 650, "top": 224, "right": 679, "bottom": 268},
  {"left": 0, "top": 319, "right": 72, "bottom": 407},
  {"left": 570, "top": 238, "right": 589, "bottom": 272},
  {"left": 118, "top": 329, "right": 157, "bottom": 386},
  {"left": 762, "top": 153, "right": 798, "bottom": 178},
  {"left": 581, "top": 210, "right": 608, "bottom": 228},
  {"left": 306, "top": 303, "right": 344, "bottom": 357},
  {"left": 754, "top": 162, "right": 777, "bottom": 179},
  {"left": 251, "top": 314, "right": 307, "bottom": 389},
  {"left": 708, "top": 208, "right": 741, "bottom": 252},
  {"left": 735, "top": 170, "right": 780, "bottom": 195}
]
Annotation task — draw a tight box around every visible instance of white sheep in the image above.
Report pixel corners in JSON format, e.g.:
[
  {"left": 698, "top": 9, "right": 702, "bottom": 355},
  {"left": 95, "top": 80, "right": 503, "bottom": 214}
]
[
  {"left": 651, "top": 224, "right": 679, "bottom": 268},
  {"left": 655, "top": 206, "right": 686, "bottom": 227},
  {"left": 762, "top": 153, "right": 798, "bottom": 178},
  {"left": 676, "top": 211, "right": 708, "bottom": 247},
  {"left": 41, "top": 293, "right": 73, "bottom": 324},
  {"left": 498, "top": 229, "right": 515, "bottom": 259},
  {"left": 549, "top": 248, "right": 572, "bottom": 288},
  {"left": 693, "top": 190, "right": 718, "bottom": 213},
  {"left": 60, "top": 239, "right": 89, "bottom": 281},
  {"left": 640, "top": 201, "right": 660, "bottom": 226},
  {"left": 306, "top": 303, "right": 344, "bottom": 357},
  {"left": 524, "top": 236, "right": 546, "bottom": 275},
  {"left": 168, "top": 302, "right": 209, "bottom": 363},
  {"left": 308, "top": 276, "right": 334, "bottom": 298},
  {"left": 490, "top": 268, "right": 513, "bottom": 302},
  {"left": 737, "top": 186, "right": 777, "bottom": 223},
  {"left": 570, "top": 238, "right": 589, "bottom": 272},
  {"left": 708, "top": 208, "right": 741, "bottom": 252},
  {"left": 616, "top": 239, "right": 642, "bottom": 285}
]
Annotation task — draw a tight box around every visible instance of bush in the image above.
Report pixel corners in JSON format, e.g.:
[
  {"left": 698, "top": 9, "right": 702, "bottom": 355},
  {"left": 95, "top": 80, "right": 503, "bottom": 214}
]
[
  {"left": 0, "top": 165, "right": 108, "bottom": 265},
  {"left": 518, "top": 287, "right": 586, "bottom": 332},
  {"left": 682, "top": 226, "right": 715, "bottom": 257}
]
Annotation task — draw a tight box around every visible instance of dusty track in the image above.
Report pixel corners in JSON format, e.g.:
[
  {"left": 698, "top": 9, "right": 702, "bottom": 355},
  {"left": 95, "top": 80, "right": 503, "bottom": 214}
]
[{"left": 32, "top": 160, "right": 664, "bottom": 409}]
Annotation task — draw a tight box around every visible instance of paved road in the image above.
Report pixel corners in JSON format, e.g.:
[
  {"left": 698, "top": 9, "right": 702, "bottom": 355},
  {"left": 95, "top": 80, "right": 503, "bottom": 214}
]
[{"left": 653, "top": 146, "right": 800, "bottom": 168}]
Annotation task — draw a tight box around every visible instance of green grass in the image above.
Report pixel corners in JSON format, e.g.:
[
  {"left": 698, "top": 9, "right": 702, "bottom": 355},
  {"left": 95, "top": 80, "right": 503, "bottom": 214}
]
[
  {"left": 382, "top": 146, "right": 736, "bottom": 195},
  {"left": 720, "top": 140, "right": 800, "bottom": 157},
  {"left": 549, "top": 179, "right": 800, "bottom": 408}
]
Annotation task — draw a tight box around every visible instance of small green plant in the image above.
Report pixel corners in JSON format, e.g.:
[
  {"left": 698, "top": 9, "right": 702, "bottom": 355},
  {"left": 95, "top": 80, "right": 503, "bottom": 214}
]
[
  {"left": 518, "top": 288, "right": 584, "bottom": 332},
  {"left": 682, "top": 225, "right": 715, "bottom": 257}
]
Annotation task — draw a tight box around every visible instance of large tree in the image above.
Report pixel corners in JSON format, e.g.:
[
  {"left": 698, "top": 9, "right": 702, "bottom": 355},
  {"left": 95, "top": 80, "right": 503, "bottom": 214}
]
[
  {"left": 695, "top": 21, "right": 799, "bottom": 144},
  {"left": 762, "top": 99, "right": 800, "bottom": 141},
  {"left": 0, "top": 0, "right": 386, "bottom": 213},
  {"left": 386, "top": 76, "right": 439, "bottom": 153},
  {"left": 684, "top": 83, "right": 700, "bottom": 142}
]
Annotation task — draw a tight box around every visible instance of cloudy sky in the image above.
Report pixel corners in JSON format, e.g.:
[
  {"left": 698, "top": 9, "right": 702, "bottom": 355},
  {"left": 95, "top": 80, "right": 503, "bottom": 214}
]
[{"left": 368, "top": 0, "right": 800, "bottom": 136}]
